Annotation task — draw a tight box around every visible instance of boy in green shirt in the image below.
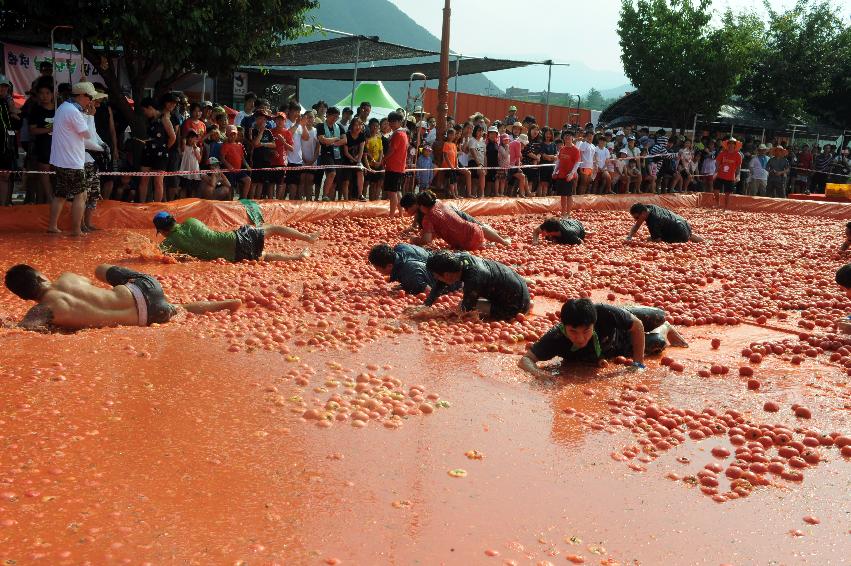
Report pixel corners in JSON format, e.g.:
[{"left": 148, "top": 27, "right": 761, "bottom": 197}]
[{"left": 153, "top": 212, "right": 317, "bottom": 262}]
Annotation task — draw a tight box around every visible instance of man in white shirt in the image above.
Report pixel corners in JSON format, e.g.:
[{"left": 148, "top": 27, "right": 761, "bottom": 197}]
[
  {"left": 48, "top": 82, "right": 105, "bottom": 237},
  {"left": 574, "top": 130, "right": 596, "bottom": 196},
  {"left": 747, "top": 144, "right": 769, "bottom": 197},
  {"left": 299, "top": 112, "right": 319, "bottom": 200}
]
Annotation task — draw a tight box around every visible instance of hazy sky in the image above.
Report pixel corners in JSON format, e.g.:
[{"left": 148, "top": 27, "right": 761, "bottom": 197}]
[{"left": 389, "top": 0, "right": 851, "bottom": 88}]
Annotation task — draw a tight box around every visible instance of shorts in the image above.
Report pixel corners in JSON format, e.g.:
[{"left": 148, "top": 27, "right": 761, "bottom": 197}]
[
  {"left": 225, "top": 171, "right": 251, "bottom": 185},
  {"left": 250, "top": 162, "right": 274, "bottom": 183},
  {"left": 553, "top": 177, "right": 576, "bottom": 196},
  {"left": 52, "top": 166, "right": 87, "bottom": 199},
  {"left": 284, "top": 165, "right": 303, "bottom": 185},
  {"left": 714, "top": 178, "right": 736, "bottom": 193},
  {"left": 0, "top": 146, "right": 17, "bottom": 170},
  {"left": 610, "top": 306, "right": 668, "bottom": 357},
  {"left": 508, "top": 167, "right": 523, "bottom": 178},
  {"left": 489, "top": 281, "right": 531, "bottom": 321},
  {"left": 539, "top": 165, "right": 553, "bottom": 183},
  {"left": 446, "top": 169, "right": 458, "bottom": 184},
  {"left": 340, "top": 163, "right": 361, "bottom": 184},
  {"left": 365, "top": 170, "right": 384, "bottom": 182},
  {"left": 579, "top": 167, "right": 593, "bottom": 177},
  {"left": 468, "top": 160, "right": 483, "bottom": 179},
  {"left": 141, "top": 153, "right": 169, "bottom": 171},
  {"left": 105, "top": 266, "right": 176, "bottom": 326},
  {"left": 383, "top": 171, "right": 404, "bottom": 192},
  {"left": 486, "top": 169, "right": 498, "bottom": 183},
  {"left": 524, "top": 165, "right": 540, "bottom": 184},
  {"left": 84, "top": 162, "right": 100, "bottom": 209},
  {"left": 233, "top": 225, "right": 266, "bottom": 261},
  {"left": 181, "top": 178, "right": 202, "bottom": 196},
  {"left": 319, "top": 154, "right": 342, "bottom": 171}
]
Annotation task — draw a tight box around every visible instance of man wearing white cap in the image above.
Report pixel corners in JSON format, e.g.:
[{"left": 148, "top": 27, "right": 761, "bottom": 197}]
[
  {"left": 747, "top": 144, "right": 769, "bottom": 197},
  {"left": 47, "top": 82, "right": 105, "bottom": 236}
]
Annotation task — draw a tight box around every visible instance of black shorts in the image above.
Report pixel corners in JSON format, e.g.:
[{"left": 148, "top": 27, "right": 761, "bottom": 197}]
[
  {"left": 225, "top": 171, "right": 251, "bottom": 185},
  {"left": 611, "top": 306, "right": 668, "bottom": 356},
  {"left": 508, "top": 167, "right": 523, "bottom": 179},
  {"left": 539, "top": 165, "right": 553, "bottom": 183},
  {"left": 469, "top": 160, "right": 483, "bottom": 179},
  {"left": 714, "top": 178, "right": 736, "bottom": 193},
  {"left": 284, "top": 165, "right": 303, "bottom": 185},
  {"left": 365, "top": 170, "right": 384, "bottom": 182},
  {"left": 524, "top": 165, "right": 540, "bottom": 183},
  {"left": 486, "top": 169, "right": 498, "bottom": 183},
  {"left": 319, "top": 154, "right": 341, "bottom": 170},
  {"left": 181, "top": 178, "right": 202, "bottom": 196},
  {"left": 553, "top": 177, "right": 576, "bottom": 196},
  {"left": 383, "top": 171, "right": 404, "bottom": 192},
  {"left": 105, "top": 266, "right": 176, "bottom": 326},
  {"left": 250, "top": 162, "right": 274, "bottom": 183},
  {"left": 141, "top": 153, "right": 169, "bottom": 171},
  {"left": 234, "top": 225, "right": 265, "bottom": 261},
  {"left": 489, "top": 282, "right": 531, "bottom": 321},
  {"left": 446, "top": 169, "right": 458, "bottom": 184}
]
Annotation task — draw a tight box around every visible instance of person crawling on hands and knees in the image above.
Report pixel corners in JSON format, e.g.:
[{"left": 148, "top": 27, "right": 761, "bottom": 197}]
[{"left": 518, "top": 298, "right": 688, "bottom": 379}]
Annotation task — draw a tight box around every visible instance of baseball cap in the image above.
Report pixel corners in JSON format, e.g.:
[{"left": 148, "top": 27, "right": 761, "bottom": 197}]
[
  {"left": 511, "top": 122, "right": 523, "bottom": 129},
  {"left": 758, "top": 144, "right": 767, "bottom": 150},
  {"left": 508, "top": 105, "right": 517, "bottom": 111},
  {"left": 152, "top": 211, "right": 176, "bottom": 234},
  {"left": 208, "top": 157, "right": 221, "bottom": 166},
  {"left": 487, "top": 126, "right": 499, "bottom": 133},
  {"left": 0, "top": 74, "right": 12, "bottom": 88}
]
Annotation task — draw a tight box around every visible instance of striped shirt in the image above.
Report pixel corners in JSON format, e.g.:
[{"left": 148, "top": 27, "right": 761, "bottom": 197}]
[{"left": 814, "top": 152, "right": 834, "bottom": 172}]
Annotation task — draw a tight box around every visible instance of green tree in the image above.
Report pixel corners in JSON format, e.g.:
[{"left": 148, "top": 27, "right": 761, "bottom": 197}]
[
  {"left": 584, "top": 87, "right": 605, "bottom": 110},
  {"left": 737, "top": 0, "right": 847, "bottom": 122},
  {"left": 2, "top": 0, "right": 316, "bottom": 133},
  {"left": 618, "top": 0, "right": 762, "bottom": 130}
]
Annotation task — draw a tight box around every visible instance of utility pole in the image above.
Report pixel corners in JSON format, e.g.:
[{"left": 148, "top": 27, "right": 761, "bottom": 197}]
[{"left": 434, "top": 0, "right": 451, "bottom": 164}]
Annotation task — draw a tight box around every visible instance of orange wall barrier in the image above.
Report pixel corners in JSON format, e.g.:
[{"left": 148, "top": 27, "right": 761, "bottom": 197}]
[
  {"left": 2, "top": 193, "right": 849, "bottom": 233},
  {"left": 423, "top": 88, "right": 592, "bottom": 129}
]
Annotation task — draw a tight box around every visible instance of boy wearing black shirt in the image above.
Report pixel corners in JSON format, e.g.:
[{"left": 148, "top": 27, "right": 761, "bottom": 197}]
[
  {"left": 626, "top": 203, "right": 704, "bottom": 243},
  {"left": 533, "top": 217, "right": 585, "bottom": 245},
  {"left": 519, "top": 298, "right": 687, "bottom": 379},
  {"left": 409, "top": 251, "right": 530, "bottom": 321}
]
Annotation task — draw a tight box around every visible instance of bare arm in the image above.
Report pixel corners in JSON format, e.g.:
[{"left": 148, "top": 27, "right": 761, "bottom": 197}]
[
  {"left": 626, "top": 219, "right": 644, "bottom": 241},
  {"left": 518, "top": 350, "right": 550, "bottom": 379},
  {"left": 108, "top": 106, "right": 118, "bottom": 157},
  {"left": 94, "top": 264, "right": 117, "bottom": 283},
  {"left": 532, "top": 226, "right": 542, "bottom": 244},
  {"left": 628, "top": 317, "right": 645, "bottom": 364},
  {"left": 163, "top": 115, "right": 176, "bottom": 149},
  {"left": 19, "top": 304, "right": 53, "bottom": 332}
]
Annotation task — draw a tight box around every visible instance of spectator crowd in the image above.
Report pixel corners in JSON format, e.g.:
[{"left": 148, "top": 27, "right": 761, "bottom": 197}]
[{"left": 1, "top": 65, "right": 850, "bottom": 216}]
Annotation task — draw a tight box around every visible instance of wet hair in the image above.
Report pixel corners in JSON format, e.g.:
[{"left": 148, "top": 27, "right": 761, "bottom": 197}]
[
  {"left": 368, "top": 243, "right": 396, "bottom": 268},
  {"left": 560, "top": 298, "right": 597, "bottom": 327},
  {"left": 540, "top": 218, "right": 563, "bottom": 232},
  {"left": 426, "top": 250, "right": 462, "bottom": 275},
  {"left": 630, "top": 203, "right": 648, "bottom": 216},
  {"left": 5, "top": 264, "right": 42, "bottom": 300},
  {"left": 399, "top": 193, "right": 417, "bottom": 210},
  {"left": 416, "top": 190, "right": 438, "bottom": 209},
  {"left": 836, "top": 264, "right": 851, "bottom": 289},
  {"left": 326, "top": 106, "right": 341, "bottom": 116}
]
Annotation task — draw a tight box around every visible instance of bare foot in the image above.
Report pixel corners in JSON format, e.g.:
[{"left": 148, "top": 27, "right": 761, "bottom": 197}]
[
  {"left": 299, "top": 248, "right": 311, "bottom": 259},
  {"left": 307, "top": 232, "right": 320, "bottom": 243},
  {"left": 223, "top": 299, "right": 242, "bottom": 312},
  {"left": 66, "top": 231, "right": 86, "bottom": 238},
  {"left": 664, "top": 322, "right": 689, "bottom": 347},
  {"left": 502, "top": 237, "right": 512, "bottom": 246},
  {"left": 47, "top": 228, "right": 62, "bottom": 235}
]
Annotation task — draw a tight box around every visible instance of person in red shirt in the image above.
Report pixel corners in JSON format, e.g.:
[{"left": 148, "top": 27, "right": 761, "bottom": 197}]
[
  {"left": 220, "top": 125, "right": 252, "bottom": 199},
  {"left": 182, "top": 103, "right": 207, "bottom": 139},
  {"left": 380, "top": 111, "right": 408, "bottom": 216},
  {"left": 793, "top": 144, "right": 813, "bottom": 194},
  {"left": 552, "top": 130, "right": 581, "bottom": 217},
  {"left": 713, "top": 137, "right": 743, "bottom": 209},
  {"left": 271, "top": 112, "right": 293, "bottom": 199},
  {"left": 412, "top": 190, "right": 511, "bottom": 250}
]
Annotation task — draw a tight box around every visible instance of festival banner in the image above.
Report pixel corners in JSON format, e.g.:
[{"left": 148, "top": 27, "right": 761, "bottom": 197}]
[{"left": 2, "top": 42, "right": 104, "bottom": 93}]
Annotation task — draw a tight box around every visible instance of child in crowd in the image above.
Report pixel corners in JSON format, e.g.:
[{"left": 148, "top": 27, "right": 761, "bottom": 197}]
[
  {"left": 442, "top": 129, "right": 460, "bottom": 199},
  {"left": 497, "top": 133, "right": 511, "bottom": 197},
  {"left": 415, "top": 145, "right": 435, "bottom": 191},
  {"left": 179, "top": 130, "right": 202, "bottom": 198},
  {"left": 220, "top": 125, "right": 252, "bottom": 199}
]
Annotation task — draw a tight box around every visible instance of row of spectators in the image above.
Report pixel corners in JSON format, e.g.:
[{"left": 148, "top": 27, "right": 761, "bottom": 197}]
[{"left": 0, "top": 76, "right": 849, "bottom": 208}]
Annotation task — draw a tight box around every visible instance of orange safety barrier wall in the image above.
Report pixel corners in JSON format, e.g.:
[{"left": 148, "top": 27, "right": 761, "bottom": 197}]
[
  {"left": 423, "top": 88, "right": 592, "bottom": 129},
  {"left": 2, "top": 193, "right": 850, "bottom": 233}
]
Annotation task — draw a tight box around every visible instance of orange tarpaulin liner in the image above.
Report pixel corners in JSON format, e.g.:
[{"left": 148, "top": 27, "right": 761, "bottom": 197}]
[{"left": 1, "top": 193, "right": 850, "bottom": 233}]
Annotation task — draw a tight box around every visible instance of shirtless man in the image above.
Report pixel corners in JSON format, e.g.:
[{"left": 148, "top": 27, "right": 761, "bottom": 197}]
[{"left": 4, "top": 263, "right": 240, "bottom": 331}]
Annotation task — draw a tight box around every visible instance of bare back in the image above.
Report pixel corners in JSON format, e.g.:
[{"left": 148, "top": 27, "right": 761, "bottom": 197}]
[{"left": 32, "top": 273, "right": 139, "bottom": 329}]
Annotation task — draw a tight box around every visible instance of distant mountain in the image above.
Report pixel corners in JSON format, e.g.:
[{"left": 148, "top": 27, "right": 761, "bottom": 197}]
[
  {"left": 599, "top": 83, "right": 633, "bottom": 100},
  {"left": 296, "top": 0, "right": 503, "bottom": 108}
]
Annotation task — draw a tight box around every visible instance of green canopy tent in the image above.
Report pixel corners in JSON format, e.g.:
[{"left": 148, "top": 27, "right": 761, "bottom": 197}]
[{"left": 333, "top": 81, "right": 401, "bottom": 120}]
